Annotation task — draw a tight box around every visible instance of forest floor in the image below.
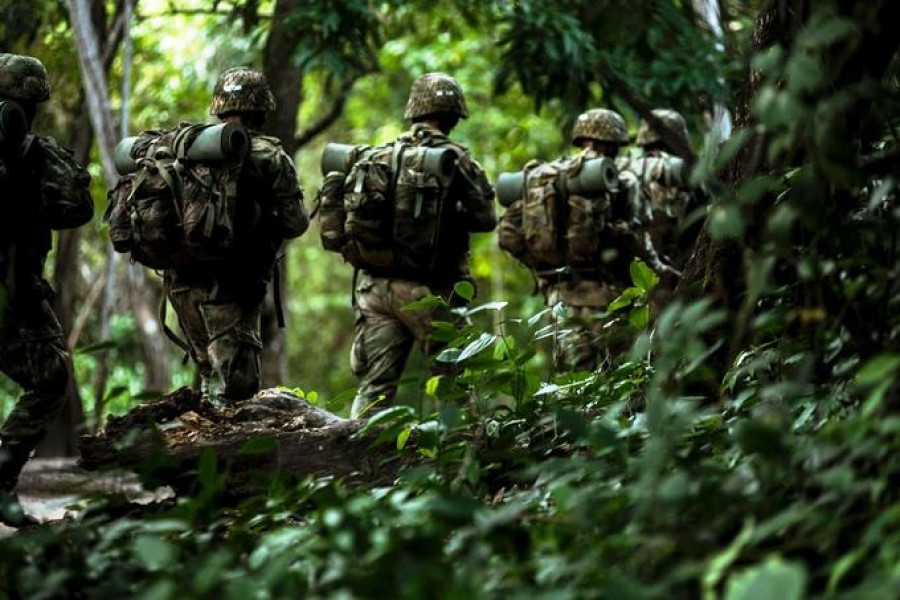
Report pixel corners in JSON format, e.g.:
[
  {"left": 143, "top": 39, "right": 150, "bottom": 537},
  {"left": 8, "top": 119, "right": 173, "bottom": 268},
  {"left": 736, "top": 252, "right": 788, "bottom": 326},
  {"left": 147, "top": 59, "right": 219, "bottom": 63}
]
[{"left": 0, "top": 458, "right": 171, "bottom": 536}]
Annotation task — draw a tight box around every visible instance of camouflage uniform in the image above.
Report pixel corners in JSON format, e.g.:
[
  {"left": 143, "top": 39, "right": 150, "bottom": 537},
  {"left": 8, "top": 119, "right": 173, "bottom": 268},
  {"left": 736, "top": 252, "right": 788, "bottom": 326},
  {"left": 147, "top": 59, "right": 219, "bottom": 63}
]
[
  {"left": 619, "top": 109, "right": 703, "bottom": 271},
  {"left": 349, "top": 73, "right": 496, "bottom": 418},
  {"left": 168, "top": 67, "right": 308, "bottom": 404},
  {"left": 0, "top": 54, "right": 93, "bottom": 523},
  {"left": 513, "top": 109, "right": 662, "bottom": 372}
]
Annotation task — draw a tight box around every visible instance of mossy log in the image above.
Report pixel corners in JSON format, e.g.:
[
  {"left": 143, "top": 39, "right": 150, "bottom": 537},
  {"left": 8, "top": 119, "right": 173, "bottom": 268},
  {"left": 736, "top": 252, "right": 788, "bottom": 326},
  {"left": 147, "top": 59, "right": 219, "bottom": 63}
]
[{"left": 78, "top": 388, "right": 399, "bottom": 498}]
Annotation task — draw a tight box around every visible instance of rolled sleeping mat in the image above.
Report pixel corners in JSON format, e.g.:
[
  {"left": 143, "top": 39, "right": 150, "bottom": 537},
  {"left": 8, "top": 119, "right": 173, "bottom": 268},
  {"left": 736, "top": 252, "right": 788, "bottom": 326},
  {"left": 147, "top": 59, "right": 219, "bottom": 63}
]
[
  {"left": 185, "top": 122, "right": 249, "bottom": 162},
  {"left": 321, "top": 143, "right": 358, "bottom": 176},
  {"left": 321, "top": 143, "right": 456, "bottom": 180},
  {"left": 421, "top": 146, "right": 456, "bottom": 181},
  {"left": 114, "top": 136, "right": 139, "bottom": 175},
  {"left": 496, "top": 171, "right": 525, "bottom": 207},
  {"left": 0, "top": 100, "right": 28, "bottom": 148},
  {"left": 566, "top": 157, "right": 618, "bottom": 195}
]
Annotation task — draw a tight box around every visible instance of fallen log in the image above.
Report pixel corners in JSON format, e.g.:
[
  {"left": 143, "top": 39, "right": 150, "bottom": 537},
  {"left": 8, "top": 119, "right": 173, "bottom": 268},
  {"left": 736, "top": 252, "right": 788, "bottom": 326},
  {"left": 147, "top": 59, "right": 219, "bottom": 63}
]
[{"left": 78, "top": 387, "right": 400, "bottom": 497}]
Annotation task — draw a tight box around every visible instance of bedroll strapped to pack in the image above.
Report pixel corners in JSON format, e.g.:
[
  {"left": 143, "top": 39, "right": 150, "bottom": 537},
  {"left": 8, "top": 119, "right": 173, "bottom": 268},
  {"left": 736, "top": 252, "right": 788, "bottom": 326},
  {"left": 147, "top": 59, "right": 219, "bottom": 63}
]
[
  {"left": 317, "top": 141, "right": 457, "bottom": 274},
  {"left": 105, "top": 122, "right": 249, "bottom": 270},
  {"left": 497, "top": 155, "right": 619, "bottom": 270}
]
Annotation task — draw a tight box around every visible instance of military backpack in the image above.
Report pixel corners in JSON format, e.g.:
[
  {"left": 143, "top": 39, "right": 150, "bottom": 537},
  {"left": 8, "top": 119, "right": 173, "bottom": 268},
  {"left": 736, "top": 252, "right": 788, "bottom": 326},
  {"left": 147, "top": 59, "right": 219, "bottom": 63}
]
[
  {"left": 318, "top": 141, "right": 457, "bottom": 274},
  {"left": 105, "top": 122, "right": 249, "bottom": 270},
  {"left": 498, "top": 154, "right": 617, "bottom": 271}
]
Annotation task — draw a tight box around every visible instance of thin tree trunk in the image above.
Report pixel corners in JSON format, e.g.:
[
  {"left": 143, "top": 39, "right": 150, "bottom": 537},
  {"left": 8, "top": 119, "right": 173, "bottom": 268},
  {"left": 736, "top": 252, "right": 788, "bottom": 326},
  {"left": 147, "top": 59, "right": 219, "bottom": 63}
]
[{"left": 258, "top": 0, "right": 305, "bottom": 386}]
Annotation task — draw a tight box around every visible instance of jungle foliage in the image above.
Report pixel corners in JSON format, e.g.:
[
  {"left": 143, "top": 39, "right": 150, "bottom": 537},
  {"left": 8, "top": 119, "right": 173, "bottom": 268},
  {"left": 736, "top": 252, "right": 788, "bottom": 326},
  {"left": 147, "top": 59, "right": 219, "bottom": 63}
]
[{"left": 2, "top": 0, "right": 900, "bottom": 597}]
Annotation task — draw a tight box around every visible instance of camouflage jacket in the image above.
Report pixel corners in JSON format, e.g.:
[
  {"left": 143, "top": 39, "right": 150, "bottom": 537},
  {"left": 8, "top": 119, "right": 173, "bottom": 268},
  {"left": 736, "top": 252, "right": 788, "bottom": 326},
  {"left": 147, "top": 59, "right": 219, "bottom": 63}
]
[
  {"left": 395, "top": 123, "right": 496, "bottom": 283},
  {"left": 172, "top": 131, "right": 307, "bottom": 303},
  {"left": 0, "top": 135, "right": 93, "bottom": 304},
  {"left": 618, "top": 149, "right": 705, "bottom": 266}
]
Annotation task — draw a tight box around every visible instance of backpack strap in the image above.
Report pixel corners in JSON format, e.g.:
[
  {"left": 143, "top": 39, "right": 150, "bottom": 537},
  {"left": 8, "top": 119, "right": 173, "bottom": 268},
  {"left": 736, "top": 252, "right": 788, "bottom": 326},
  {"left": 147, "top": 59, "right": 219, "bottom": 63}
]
[
  {"left": 273, "top": 250, "right": 286, "bottom": 329},
  {"left": 159, "top": 276, "right": 191, "bottom": 357}
]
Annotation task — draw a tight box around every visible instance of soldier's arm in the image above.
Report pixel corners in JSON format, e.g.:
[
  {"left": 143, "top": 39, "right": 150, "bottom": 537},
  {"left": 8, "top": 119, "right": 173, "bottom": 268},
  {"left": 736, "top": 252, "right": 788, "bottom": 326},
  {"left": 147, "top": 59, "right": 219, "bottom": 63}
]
[
  {"left": 616, "top": 171, "right": 678, "bottom": 276},
  {"left": 33, "top": 137, "right": 94, "bottom": 230},
  {"left": 270, "top": 148, "right": 309, "bottom": 239},
  {"left": 455, "top": 153, "right": 497, "bottom": 232}
]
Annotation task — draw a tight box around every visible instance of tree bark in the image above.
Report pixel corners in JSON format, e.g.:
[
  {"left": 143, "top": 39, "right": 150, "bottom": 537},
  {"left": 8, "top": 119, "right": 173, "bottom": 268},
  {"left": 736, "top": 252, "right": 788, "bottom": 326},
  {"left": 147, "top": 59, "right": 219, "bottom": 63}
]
[{"left": 78, "top": 388, "right": 398, "bottom": 498}]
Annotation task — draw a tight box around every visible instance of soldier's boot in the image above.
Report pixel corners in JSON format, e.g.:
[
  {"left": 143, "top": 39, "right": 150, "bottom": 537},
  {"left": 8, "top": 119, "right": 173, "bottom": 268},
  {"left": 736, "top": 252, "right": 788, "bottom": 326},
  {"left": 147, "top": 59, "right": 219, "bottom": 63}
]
[{"left": 0, "top": 441, "right": 38, "bottom": 527}]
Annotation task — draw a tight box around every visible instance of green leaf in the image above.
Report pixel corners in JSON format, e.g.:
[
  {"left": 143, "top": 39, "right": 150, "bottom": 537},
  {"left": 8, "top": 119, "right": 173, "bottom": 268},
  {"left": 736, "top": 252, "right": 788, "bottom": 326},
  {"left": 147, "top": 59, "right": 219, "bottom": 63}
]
[
  {"left": 608, "top": 287, "right": 643, "bottom": 312},
  {"left": 628, "top": 305, "right": 650, "bottom": 329},
  {"left": 238, "top": 436, "right": 277, "bottom": 455},
  {"left": 425, "top": 375, "right": 442, "bottom": 397},
  {"left": 855, "top": 354, "right": 900, "bottom": 388},
  {"left": 704, "top": 519, "right": 756, "bottom": 598},
  {"left": 456, "top": 333, "right": 497, "bottom": 363},
  {"left": 464, "top": 301, "right": 509, "bottom": 315},
  {"left": 197, "top": 448, "right": 221, "bottom": 492},
  {"left": 630, "top": 259, "right": 659, "bottom": 293},
  {"left": 358, "top": 405, "right": 415, "bottom": 433},
  {"left": 709, "top": 204, "right": 746, "bottom": 241},
  {"left": 397, "top": 428, "right": 411, "bottom": 450},
  {"left": 725, "top": 556, "right": 806, "bottom": 600},
  {"left": 402, "top": 294, "right": 446, "bottom": 312},
  {"left": 454, "top": 280, "right": 475, "bottom": 302},
  {"left": 133, "top": 535, "right": 177, "bottom": 571}
]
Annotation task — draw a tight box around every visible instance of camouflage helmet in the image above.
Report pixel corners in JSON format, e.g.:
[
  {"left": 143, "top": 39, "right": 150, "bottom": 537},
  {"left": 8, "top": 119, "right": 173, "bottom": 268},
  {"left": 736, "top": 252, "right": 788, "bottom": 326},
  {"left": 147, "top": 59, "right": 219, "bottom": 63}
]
[
  {"left": 404, "top": 72, "right": 468, "bottom": 121},
  {"left": 571, "top": 109, "right": 629, "bottom": 146},
  {"left": 636, "top": 108, "right": 689, "bottom": 148},
  {"left": 209, "top": 67, "right": 276, "bottom": 115},
  {"left": 0, "top": 53, "right": 50, "bottom": 103}
]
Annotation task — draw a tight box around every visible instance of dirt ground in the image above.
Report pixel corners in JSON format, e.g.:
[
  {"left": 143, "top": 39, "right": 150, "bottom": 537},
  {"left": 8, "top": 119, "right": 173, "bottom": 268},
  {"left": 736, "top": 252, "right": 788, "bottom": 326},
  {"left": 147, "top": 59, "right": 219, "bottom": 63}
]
[{"left": 0, "top": 458, "right": 171, "bottom": 535}]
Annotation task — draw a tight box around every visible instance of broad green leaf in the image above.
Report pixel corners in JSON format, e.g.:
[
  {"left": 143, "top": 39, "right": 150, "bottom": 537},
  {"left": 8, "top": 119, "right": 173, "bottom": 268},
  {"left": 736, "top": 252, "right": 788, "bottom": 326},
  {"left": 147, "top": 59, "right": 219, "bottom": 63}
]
[
  {"left": 358, "top": 405, "right": 415, "bottom": 433},
  {"left": 457, "top": 333, "right": 497, "bottom": 363},
  {"left": 133, "top": 535, "right": 177, "bottom": 571},
  {"left": 628, "top": 305, "right": 650, "bottom": 329},
  {"left": 402, "top": 294, "right": 446, "bottom": 312},
  {"left": 630, "top": 259, "right": 659, "bottom": 293},
  {"left": 724, "top": 556, "right": 806, "bottom": 600},
  {"left": 425, "top": 375, "right": 442, "bottom": 397},
  {"left": 397, "top": 427, "right": 411, "bottom": 450},
  {"left": 856, "top": 354, "right": 900, "bottom": 387},
  {"left": 454, "top": 280, "right": 476, "bottom": 302}
]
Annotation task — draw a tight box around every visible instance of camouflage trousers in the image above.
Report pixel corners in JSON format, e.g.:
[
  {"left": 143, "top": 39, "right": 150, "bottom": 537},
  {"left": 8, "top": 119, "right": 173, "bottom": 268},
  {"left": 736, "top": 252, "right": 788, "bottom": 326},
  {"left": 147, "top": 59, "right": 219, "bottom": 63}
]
[
  {"left": 349, "top": 272, "right": 454, "bottom": 419},
  {"left": 167, "top": 278, "right": 263, "bottom": 404},
  {"left": 0, "top": 299, "right": 69, "bottom": 490},
  {"left": 545, "top": 280, "right": 620, "bottom": 373}
]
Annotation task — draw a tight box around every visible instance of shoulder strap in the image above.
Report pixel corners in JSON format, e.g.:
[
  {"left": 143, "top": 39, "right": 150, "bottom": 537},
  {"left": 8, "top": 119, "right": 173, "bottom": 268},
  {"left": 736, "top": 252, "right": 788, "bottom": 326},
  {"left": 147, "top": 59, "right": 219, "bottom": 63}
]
[{"left": 159, "top": 276, "right": 191, "bottom": 356}]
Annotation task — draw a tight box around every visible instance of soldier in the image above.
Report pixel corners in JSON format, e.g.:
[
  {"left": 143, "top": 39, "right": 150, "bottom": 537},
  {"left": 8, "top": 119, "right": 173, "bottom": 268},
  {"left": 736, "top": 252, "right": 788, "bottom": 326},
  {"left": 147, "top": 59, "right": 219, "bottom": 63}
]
[
  {"left": 165, "top": 67, "right": 308, "bottom": 404},
  {"left": 499, "top": 108, "right": 671, "bottom": 372},
  {"left": 0, "top": 54, "right": 94, "bottom": 526},
  {"left": 619, "top": 109, "right": 704, "bottom": 273},
  {"left": 346, "top": 72, "right": 496, "bottom": 418}
]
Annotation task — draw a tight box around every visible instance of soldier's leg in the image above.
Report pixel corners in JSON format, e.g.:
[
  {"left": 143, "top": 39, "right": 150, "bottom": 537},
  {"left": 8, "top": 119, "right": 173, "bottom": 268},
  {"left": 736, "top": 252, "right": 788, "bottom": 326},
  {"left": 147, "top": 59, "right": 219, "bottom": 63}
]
[
  {"left": 168, "top": 285, "right": 214, "bottom": 397},
  {"left": 0, "top": 302, "right": 69, "bottom": 525},
  {"left": 555, "top": 309, "right": 602, "bottom": 373},
  {"left": 201, "top": 301, "right": 262, "bottom": 403},
  {"left": 350, "top": 277, "right": 414, "bottom": 419}
]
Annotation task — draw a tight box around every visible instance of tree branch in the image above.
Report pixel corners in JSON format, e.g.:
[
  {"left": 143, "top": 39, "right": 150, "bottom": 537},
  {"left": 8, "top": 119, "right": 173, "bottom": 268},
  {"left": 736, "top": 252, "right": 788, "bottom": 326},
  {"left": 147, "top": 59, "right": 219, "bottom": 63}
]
[
  {"left": 594, "top": 61, "right": 698, "bottom": 164},
  {"left": 294, "top": 76, "right": 362, "bottom": 149}
]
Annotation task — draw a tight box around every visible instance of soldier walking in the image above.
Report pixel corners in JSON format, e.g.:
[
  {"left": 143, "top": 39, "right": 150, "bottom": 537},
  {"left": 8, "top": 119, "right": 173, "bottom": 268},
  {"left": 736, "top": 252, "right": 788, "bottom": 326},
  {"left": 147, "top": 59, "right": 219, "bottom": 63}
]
[
  {"left": 164, "top": 67, "right": 308, "bottom": 404},
  {"left": 499, "top": 108, "right": 672, "bottom": 372},
  {"left": 319, "top": 73, "right": 496, "bottom": 419},
  {"left": 0, "top": 54, "right": 94, "bottom": 526}
]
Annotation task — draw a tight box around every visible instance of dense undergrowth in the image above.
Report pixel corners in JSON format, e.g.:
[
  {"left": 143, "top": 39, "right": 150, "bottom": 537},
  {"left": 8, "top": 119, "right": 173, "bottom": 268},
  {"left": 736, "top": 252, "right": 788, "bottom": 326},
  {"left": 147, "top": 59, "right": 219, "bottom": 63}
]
[{"left": 1, "top": 258, "right": 899, "bottom": 598}]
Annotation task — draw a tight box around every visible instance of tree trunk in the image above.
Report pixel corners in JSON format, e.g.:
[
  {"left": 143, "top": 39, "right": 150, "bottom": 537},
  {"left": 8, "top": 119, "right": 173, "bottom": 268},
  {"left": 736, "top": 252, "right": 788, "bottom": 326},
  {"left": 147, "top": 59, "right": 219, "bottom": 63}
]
[
  {"left": 257, "top": 0, "right": 305, "bottom": 386},
  {"left": 77, "top": 388, "right": 399, "bottom": 498}
]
